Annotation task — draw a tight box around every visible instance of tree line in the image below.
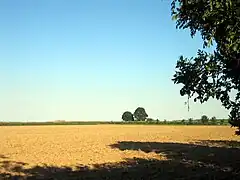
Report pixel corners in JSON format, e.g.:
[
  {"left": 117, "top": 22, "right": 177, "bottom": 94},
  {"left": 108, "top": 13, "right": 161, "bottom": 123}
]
[
  {"left": 122, "top": 108, "right": 228, "bottom": 125},
  {"left": 178, "top": 115, "right": 227, "bottom": 125}
]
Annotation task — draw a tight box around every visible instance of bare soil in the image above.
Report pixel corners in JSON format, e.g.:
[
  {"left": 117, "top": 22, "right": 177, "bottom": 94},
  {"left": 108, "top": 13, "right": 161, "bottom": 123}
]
[{"left": 0, "top": 125, "right": 239, "bottom": 179}]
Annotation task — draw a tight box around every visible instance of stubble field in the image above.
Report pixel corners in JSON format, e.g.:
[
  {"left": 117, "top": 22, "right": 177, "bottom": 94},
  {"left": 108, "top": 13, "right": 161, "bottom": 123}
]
[{"left": 0, "top": 125, "right": 240, "bottom": 179}]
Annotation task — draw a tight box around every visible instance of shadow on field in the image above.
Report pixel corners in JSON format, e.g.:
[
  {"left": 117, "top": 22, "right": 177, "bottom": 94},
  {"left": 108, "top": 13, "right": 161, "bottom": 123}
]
[
  {"left": 1, "top": 140, "right": 240, "bottom": 179},
  {"left": 0, "top": 155, "right": 7, "bottom": 159},
  {"left": 197, "top": 140, "right": 240, "bottom": 148}
]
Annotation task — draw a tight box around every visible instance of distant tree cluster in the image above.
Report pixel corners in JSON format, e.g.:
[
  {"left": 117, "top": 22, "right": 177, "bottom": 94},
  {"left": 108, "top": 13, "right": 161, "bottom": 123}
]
[
  {"left": 122, "top": 107, "right": 148, "bottom": 121},
  {"left": 177, "top": 115, "right": 227, "bottom": 125},
  {"left": 121, "top": 110, "right": 228, "bottom": 126},
  {"left": 183, "top": 115, "right": 226, "bottom": 125}
]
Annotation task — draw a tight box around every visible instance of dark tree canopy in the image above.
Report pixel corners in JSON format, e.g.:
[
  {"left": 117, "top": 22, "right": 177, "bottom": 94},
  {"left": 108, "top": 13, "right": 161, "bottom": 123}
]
[
  {"left": 122, "top": 111, "right": 134, "bottom": 121},
  {"left": 211, "top": 116, "right": 217, "bottom": 125},
  {"left": 220, "top": 119, "right": 225, "bottom": 125},
  {"left": 188, "top": 118, "right": 193, "bottom": 124},
  {"left": 133, "top": 107, "right": 148, "bottom": 121},
  {"left": 171, "top": 0, "right": 240, "bottom": 134},
  {"left": 201, "top": 115, "right": 209, "bottom": 124},
  {"left": 211, "top": 116, "right": 217, "bottom": 120},
  {"left": 146, "top": 118, "right": 154, "bottom": 122}
]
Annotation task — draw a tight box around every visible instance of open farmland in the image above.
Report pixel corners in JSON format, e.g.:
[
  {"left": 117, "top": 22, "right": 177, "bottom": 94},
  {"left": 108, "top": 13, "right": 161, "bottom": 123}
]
[{"left": 1, "top": 125, "right": 240, "bottom": 179}]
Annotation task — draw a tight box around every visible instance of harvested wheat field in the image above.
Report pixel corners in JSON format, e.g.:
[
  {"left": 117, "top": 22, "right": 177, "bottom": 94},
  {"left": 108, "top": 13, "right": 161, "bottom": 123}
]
[{"left": 0, "top": 125, "right": 240, "bottom": 179}]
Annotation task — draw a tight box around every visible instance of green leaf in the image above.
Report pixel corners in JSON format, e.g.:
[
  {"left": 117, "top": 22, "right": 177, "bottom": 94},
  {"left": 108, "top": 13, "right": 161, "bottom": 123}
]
[{"left": 172, "top": 14, "right": 178, "bottom": 20}]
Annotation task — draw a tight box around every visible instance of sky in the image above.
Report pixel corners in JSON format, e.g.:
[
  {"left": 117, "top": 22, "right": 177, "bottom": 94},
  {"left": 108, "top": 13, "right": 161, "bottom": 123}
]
[{"left": 0, "top": 0, "right": 229, "bottom": 122}]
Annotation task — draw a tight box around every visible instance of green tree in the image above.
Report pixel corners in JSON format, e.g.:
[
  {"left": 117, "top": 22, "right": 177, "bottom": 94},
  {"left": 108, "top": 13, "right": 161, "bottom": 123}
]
[
  {"left": 122, "top": 111, "right": 134, "bottom": 121},
  {"left": 210, "top": 116, "right": 217, "bottom": 125},
  {"left": 171, "top": 0, "right": 240, "bottom": 134},
  {"left": 181, "top": 119, "right": 185, "bottom": 124},
  {"left": 220, "top": 119, "right": 225, "bottom": 125},
  {"left": 133, "top": 107, "right": 148, "bottom": 121},
  {"left": 188, "top": 118, "right": 193, "bottom": 125},
  {"left": 201, "top": 115, "right": 209, "bottom": 125},
  {"left": 146, "top": 118, "right": 154, "bottom": 122}
]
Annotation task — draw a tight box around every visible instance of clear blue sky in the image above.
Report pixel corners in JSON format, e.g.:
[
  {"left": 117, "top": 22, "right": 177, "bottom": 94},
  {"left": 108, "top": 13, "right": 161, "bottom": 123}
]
[{"left": 0, "top": 0, "right": 228, "bottom": 121}]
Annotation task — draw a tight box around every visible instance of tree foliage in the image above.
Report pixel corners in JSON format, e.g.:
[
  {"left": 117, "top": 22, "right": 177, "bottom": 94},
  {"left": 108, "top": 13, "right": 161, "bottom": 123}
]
[
  {"left": 220, "top": 119, "right": 225, "bottom": 125},
  {"left": 122, "top": 111, "right": 134, "bottom": 121},
  {"left": 133, "top": 107, "right": 148, "bottom": 121},
  {"left": 181, "top": 119, "right": 185, "bottom": 124},
  {"left": 171, "top": 0, "right": 240, "bottom": 134},
  {"left": 188, "top": 118, "right": 193, "bottom": 124},
  {"left": 146, "top": 118, "right": 154, "bottom": 122},
  {"left": 201, "top": 115, "right": 209, "bottom": 124},
  {"left": 211, "top": 116, "right": 217, "bottom": 125}
]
